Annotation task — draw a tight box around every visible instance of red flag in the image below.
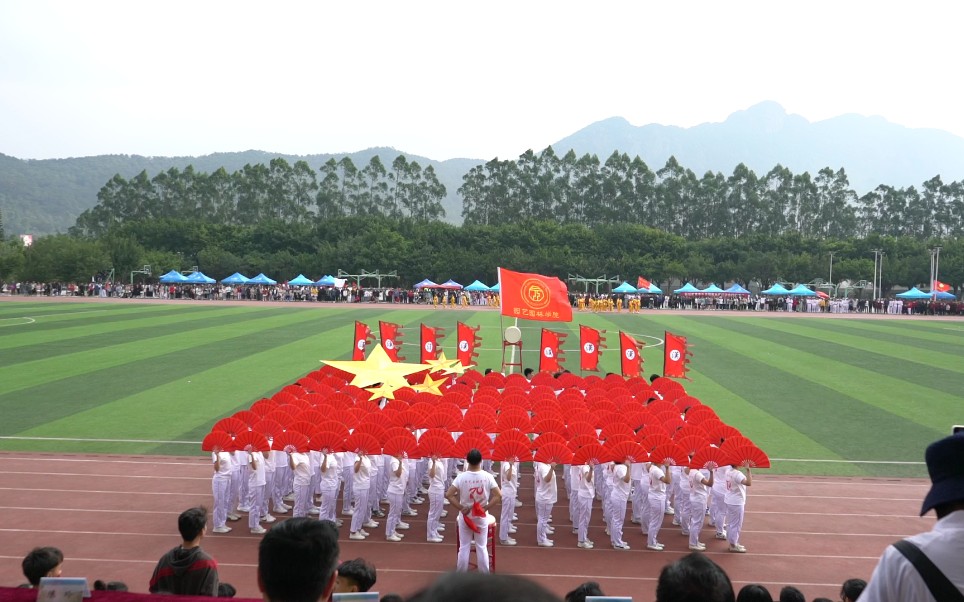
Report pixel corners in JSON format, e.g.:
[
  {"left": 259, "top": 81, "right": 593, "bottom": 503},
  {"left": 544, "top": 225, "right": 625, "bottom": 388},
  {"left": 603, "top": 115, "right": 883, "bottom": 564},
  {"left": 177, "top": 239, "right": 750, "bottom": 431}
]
[
  {"left": 379, "top": 321, "right": 405, "bottom": 362},
  {"left": 352, "top": 321, "right": 374, "bottom": 361},
  {"left": 579, "top": 324, "right": 605, "bottom": 372},
  {"left": 498, "top": 267, "right": 572, "bottom": 322},
  {"left": 637, "top": 276, "right": 652, "bottom": 291},
  {"left": 456, "top": 321, "right": 482, "bottom": 366},
  {"left": 619, "top": 331, "right": 643, "bottom": 378},
  {"left": 663, "top": 331, "right": 692, "bottom": 379},
  {"left": 539, "top": 329, "right": 567, "bottom": 373},
  {"left": 935, "top": 280, "right": 951, "bottom": 293},
  {"left": 420, "top": 324, "right": 445, "bottom": 363}
]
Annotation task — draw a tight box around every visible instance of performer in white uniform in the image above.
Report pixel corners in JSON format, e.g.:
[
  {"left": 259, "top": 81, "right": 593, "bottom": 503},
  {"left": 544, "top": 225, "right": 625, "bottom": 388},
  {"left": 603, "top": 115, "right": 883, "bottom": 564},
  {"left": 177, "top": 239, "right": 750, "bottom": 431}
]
[
  {"left": 710, "top": 464, "right": 729, "bottom": 540},
  {"left": 247, "top": 450, "right": 267, "bottom": 534},
  {"left": 647, "top": 461, "right": 671, "bottom": 550},
  {"left": 445, "top": 449, "right": 501, "bottom": 573},
  {"left": 288, "top": 451, "right": 312, "bottom": 518},
  {"left": 498, "top": 459, "right": 518, "bottom": 546},
  {"left": 687, "top": 466, "right": 713, "bottom": 550},
  {"left": 317, "top": 451, "right": 340, "bottom": 523},
  {"left": 385, "top": 453, "right": 409, "bottom": 541},
  {"left": 724, "top": 466, "right": 751, "bottom": 552},
  {"left": 609, "top": 458, "right": 632, "bottom": 550},
  {"left": 573, "top": 463, "right": 595, "bottom": 549},
  {"left": 534, "top": 461, "right": 558, "bottom": 547},
  {"left": 348, "top": 453, "right": 374, "bottom": 539},
  {"left": 426, "top": 455, "right": 447, "bottom": 543},
  {"left": 211, "top": 450, "right": 233, "bottom": 533}
]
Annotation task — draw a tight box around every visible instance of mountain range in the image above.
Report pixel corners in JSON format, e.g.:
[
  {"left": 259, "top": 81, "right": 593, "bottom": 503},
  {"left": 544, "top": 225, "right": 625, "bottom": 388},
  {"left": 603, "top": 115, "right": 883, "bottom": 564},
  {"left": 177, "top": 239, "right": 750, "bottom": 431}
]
[{"left": 3, "top": 101, "right": 964, "bottom": 236}]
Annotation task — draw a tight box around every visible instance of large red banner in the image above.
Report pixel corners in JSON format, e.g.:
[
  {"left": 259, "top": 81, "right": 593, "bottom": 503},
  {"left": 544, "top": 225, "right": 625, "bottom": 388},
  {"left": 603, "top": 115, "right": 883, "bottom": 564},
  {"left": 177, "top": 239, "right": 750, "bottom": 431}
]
[
  {"left": 352, "top": 321, "right": 374, "bottom": 361},
  {"left": 379, "top": 321, "right": 405, "bottom": 362},
  {"left": 620, "top": 331, "right": 643, "bottom": 378},
  {"left": 457, "top": 321, "right": 482, "bottom": 367},
  {"left": 663, "top": 331, "right": 692, "bottom": 379},
  {"left": 498, "top": 267, "right": 572, "bottom": 322},
  {"left": 579, "top": 324, "right": 604, "bottom": 372},
  {"left": 539, "top": 328, "right": 567, "bottom": 374}
]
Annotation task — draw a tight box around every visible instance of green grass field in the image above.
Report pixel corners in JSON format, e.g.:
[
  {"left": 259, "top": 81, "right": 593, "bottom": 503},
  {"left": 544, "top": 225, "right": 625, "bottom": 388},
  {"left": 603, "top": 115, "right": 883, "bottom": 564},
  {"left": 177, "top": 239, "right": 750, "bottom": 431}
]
[{"left": 1, "top": 299, "right": 961, "bottom": 478}]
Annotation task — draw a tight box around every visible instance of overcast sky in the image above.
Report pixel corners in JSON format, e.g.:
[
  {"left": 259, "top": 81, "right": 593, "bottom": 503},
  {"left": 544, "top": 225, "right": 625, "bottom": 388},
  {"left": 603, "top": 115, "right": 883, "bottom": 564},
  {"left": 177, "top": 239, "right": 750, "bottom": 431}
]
[{"left": 2, "top": 1, "right": 961, "bottom": 162}]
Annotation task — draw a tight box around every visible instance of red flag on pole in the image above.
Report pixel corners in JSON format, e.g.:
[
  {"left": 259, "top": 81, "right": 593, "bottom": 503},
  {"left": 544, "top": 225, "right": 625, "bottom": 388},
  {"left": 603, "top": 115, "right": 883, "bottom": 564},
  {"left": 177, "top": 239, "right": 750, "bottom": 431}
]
[
  {"left": 935, "top": 280, "right": 951, "bottom": 293},
  {"left": 352, "top": 321, "right": 374, "bottom": 361},
  {"left": 498, "top": 267, "right": 573, "bottom": 322},
  {"left": 539, "top": 328, "right": 567, "bottom": 373},
  {"left": 379, "top": 321, "right": 405, "bottom": 362},
  {"left": 579, "top": 324, "right": 605, "bottom": 372},
  {"left": 637, "top": 276, "right": 652, "bottom": 291},
  {"left": 619, "top": 331, "right": 643, "bottom": 378},
  {"left": 456, "top": 321, "right": 482, "bottom": 367},
  {"left": 663, "top": 331, "right": 692, "bottom": 379},
  {"left": 420, "top": 323, "right": 445, "bottom": 363}
]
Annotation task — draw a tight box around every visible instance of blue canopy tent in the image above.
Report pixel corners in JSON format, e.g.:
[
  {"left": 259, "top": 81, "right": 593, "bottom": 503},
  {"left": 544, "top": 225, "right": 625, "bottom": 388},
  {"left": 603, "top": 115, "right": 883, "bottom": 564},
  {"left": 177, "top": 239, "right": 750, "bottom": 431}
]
[
  {"left": 896, "top": 287, "right": 930, "bottom": 300},
  {"left": 724, "top": 283, "right": 752, "bottom": 295},
  {"left": 221, "top": 272, "right": 249, "bottom": 285},
  {"left": 673, "top": 282, "right": 702, "bottom": 294},
  {"left": 247, "top": 273, "right": 278, "bottom": 286},
  {"left": 787, "top": 284, "right": 817, "bottom": 296},
  {"left": 413, "top": 278, "right": 438, "bottom": 289},
  {"left": 700, "top": 283, "right": 725, "bottom": 294},
  {"left": 612, "top": 281, "right": 637, "bottom": 294},
  {"left": 644, "top": 283, "right": 662, "bottom": 294},
  {"left": 287, "top": 274, "right": 314, "bottom": 286},
  {"left": 439, "top": 279, "right": 464, "bottom": 289},
  {"left": 159, "top": 270, "right": 188, "bottom": 284},
  {"left": 490, "top": 282, "right": 501, "bottom": 292},
  {"left": 314, "top": 275, "right": 336, "bottom": 286},
  {"left": 761, "top": 283, "right": 791, "bottom": 295},
  {"left": 184, "top": 271, "right": 216, "bottom": 284},
  {"left": 934, "top": 290, "right": 957, "bottom": 300},
  {"left": 464, "top": 280, "right": 490, "bottom": 292}
]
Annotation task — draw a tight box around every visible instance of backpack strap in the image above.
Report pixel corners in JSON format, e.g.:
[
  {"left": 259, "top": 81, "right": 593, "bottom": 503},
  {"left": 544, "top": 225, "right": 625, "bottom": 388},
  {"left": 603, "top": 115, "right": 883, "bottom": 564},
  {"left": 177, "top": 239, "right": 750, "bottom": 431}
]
[{"left": 892, "top": 539, "right": 964, "bottom": 602}]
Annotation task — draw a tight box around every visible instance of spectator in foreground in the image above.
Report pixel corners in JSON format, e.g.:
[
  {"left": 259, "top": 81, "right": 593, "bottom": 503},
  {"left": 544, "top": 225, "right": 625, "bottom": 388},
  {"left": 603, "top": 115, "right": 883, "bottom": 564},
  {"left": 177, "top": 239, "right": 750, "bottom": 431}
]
[
  {"left": 655, "top": 552, "right": 735, "bottom": 602},
  {"left": 778, "top": 586, "right": 805, "bottom": 602},
  {"left": 736, "top": 584, "right": 772, "bottom": 602},
  {"left": 21, "top": 547, "right": 63, "bottom": 587},
  {"left": 258, "top": 518, "right": 339, "bottom": 602},
  {"left": 859, "top": 432, "right": 964, "bottom": 601},
  {"left": 565, "top": 581, "right": 605, "bottom": 602},
  {"left": 334, "top": 557, "right": 377, "bottom": 593},
  {"left": 407, "top": 572, "right": 561, "bottom": 602},
  {"left": 149, "top": 506, "right": 219, "bottom": 596},
  {"left": 840, "top": 578, "right": 865, "bottom": 602}
]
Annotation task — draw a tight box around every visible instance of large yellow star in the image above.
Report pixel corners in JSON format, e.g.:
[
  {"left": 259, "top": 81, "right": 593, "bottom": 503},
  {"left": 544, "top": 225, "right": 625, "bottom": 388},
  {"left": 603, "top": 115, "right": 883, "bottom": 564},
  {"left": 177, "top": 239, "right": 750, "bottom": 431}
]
[
  {"left": 323, "top": 344, "right": 432, "bottom": 389},
  {"left": 411, "top": 373, "right": 448, "bottom": 396}
]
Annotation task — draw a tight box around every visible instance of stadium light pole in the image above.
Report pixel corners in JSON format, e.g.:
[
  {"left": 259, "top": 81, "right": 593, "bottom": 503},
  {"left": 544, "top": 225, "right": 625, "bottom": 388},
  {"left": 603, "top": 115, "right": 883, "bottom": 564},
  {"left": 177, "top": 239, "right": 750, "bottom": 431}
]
[
  {"left": 871, "top": 249, "right": 881, "bottom": 304},
  {"left": 828, "top": 251, "right": 835, "bottom": 288}
]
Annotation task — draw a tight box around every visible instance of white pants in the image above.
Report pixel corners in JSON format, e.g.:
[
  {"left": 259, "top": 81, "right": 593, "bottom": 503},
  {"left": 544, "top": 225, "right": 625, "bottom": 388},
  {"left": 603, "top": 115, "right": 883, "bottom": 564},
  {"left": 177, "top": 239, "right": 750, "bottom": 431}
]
[
  {"left": 319, "top": 484, "right": 338, "bottom": 522},
  {"left": 609, "top": 494, "right": 628, "bottom": 546},
  {"left": 386, "top": 491, "right": 404, "bottom": 537},
  {"left": 499, "top": 492, "right": 515, "bottom": 541},
  {"left": 248, "top": 484, "right": 265, "bottom": 529},
  {"left": 428, "top": 491, "right": 444, "bottom": 538},
  {"left": 726, "top": 503, "right": 745, "bottom": 545},
  {"left": 536, "top": 501, "right": 553, "bottom": 544},
  {"left": 350, "top": 488, "right": 370, "bottom": 533},
  {"left": 457, "top": 514, "right": 489, "bottom": 573},
  {"left": 689, "top": 496, "right": 708, "bottom": 547},
  {"left": 710, "top": 489, "right": 727, "bottom": 535},
  {"left": 574, "top": 496, "right": 592, "bottom": 543},
  {"left": 647, "top": 495, "right": 664, "bottom": 546},
  {"left": 212, "top": 476, "right": 231, "bottom": 528},
  {"left": 292, "top": 481, "right": 311, "bottom": 518}
]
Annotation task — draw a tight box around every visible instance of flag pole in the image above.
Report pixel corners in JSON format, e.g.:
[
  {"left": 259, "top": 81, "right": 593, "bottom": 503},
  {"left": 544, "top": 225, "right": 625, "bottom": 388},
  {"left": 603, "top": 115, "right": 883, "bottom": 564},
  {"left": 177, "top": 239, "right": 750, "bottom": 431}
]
[{"left": 508, "top": 318, "right": 519, "bottom": 374}]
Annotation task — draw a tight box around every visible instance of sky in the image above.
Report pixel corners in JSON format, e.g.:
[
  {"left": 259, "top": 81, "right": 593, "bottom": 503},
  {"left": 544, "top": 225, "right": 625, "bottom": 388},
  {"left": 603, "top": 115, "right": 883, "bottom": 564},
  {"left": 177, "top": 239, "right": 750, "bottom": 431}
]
[{"left": 2, "top": 1, "right": 963, "bottom": 162}]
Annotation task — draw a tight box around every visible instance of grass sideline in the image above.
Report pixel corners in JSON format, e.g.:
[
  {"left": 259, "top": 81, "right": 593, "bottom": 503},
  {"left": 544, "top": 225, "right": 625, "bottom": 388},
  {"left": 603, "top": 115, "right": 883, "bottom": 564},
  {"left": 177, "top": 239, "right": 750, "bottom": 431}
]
[{"left": 1, "top": 298, "right": 961, "bottom": 477}]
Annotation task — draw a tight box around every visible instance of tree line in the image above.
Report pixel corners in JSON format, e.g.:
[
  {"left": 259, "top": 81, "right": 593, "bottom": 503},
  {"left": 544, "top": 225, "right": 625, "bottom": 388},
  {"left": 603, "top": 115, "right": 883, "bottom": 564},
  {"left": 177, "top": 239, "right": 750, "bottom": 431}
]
[
  {"left": 461, "top": 148, "right": 964, "bottom": 239},
  {"left": 70, "top": 156, "right": 447, "bottom": 237}
]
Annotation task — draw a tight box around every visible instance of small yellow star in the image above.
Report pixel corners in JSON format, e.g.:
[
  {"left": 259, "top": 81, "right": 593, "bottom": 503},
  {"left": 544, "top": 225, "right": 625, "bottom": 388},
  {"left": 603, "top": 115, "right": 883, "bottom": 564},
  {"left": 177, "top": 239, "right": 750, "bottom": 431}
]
[
  {"left": 445, "top": 358, "right": 473, "bottom": 376},
  {"left": 323, "top": 344, "right": 433, "bottom": 389},
  {"left": 366, "top": 382, "right": 401, "bottom": 401},
  {"left": 411, "top": 373, "right": 449, "bottom": 396}
]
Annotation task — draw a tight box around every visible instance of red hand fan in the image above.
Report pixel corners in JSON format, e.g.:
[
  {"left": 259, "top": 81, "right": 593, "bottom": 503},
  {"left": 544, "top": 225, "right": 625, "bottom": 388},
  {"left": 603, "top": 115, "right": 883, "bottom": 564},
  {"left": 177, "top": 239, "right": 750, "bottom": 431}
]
[
  {"left": 623, "top": 409, "right": 653, "bottom": 431},
  {"left": 531, "top": 417, "right": 566, "bottom": 436},
  {"left": 533, "top": 441, "right": 574, "bottom": 464},
  {"left": 272, "top": 430, "right": 309, "bottom": 453},
  {"left": 569, "top": 434, "right": 601, "bottom": 450},
  {"left": 461, "top": 413, "right": 497, "bottom": 433},
  {"left": 647, "top": 399, "right": 677, "bottom": 415},
  {"left": 494, "top": 429, "right": 532, "bottom": 449},
  {"left": 314, "top": 420, "right": 350, "bottom": 439},
  {"left": 727, "top": 443, "right": 770, "bottom": 469},
  {"left": 638, "top": 432, "right": 673, "bottom": 451},
  {"left": 441, "top": 390, "right": 471, "bottom": 409},
  {"left": 309, "top": 430, "right": 346, "bottom": 454},
  {"left": 465, "top": 404, "right": 497, "bottom": 421},
  {"left": 571, "top": 442, "right": 607, "bottom": 466},
  {"left": 288, "top": 421, "right": 318, "bottom": 438},
  {"left": 496, "top": 412, "right": 531, "bottom": 433},
  {"left": 674, "top": 425, "right": 709, "bottom": 444},
  {"left": 345, "top": 432, "right": 381, "bottom": 456},
  {"left": 299, "top": 409, "right": 328, "bottom": 425},
  {"left": 416, "top": 433, "right": 455, "bottom": 459},
  {"left": 673, "top": 435, "right": 708, "bottom": 458},
  {"left": 532, "top": 431, "right": 567, "bottom": 449},
  {"left": 383, "top": 434, "right": 419, "bottom": 458},
  {"left": 531, "top": 399, "right": 562, "bottom": 418},
  {"left": 588, "top": 398, "right": 618, "bottom": 416},
  {"left": 555, "top": 371, "right": 584, "bottom": 389},
  {"left": 233, "top": 430, "right": 270, "bottom": 453},
  {"left": 704, "top": 422, "right": 742, "bottom": 445},
  {"left": 452, "top": 430, "right": 494, "bottom": 459},
  {"left": 500, "top": 391, "right": 530, "bottom": 411},
  {"left": 493, "top": 439, "right": 532, "bottom": 462},
  {"left": 689, "top": 446, "right": 728, "bottom": 470},
  {"left": 684, "top": 404, "right": 718, "bottom": 425},
  {"left": 253, "top": 419, "right": 285, "bottom": 441},
  {"left": 232, "top": 410, "right": 260, "bottom": 426},
  {"left": 649, "top": 442, "right": 687, "bottom": 466},
  {"left": 202, "top": 431, "right": 235, "bottom": 453},
  {"left": 606, "top": 440, "right": 647, "bottom": 464},
  {"left": 212, "top": 417, "right": 248, "bottom": 437},
  {"left": 637, "top": 423, "right": 671, "bottom": 440},
  {"left": 250, "top": 398, "right": 277, "bottom": 417},
  {"left": 600, "top": 422, "right": 635, "bottom": 442},
  {"left": 529, "top": 372, "right": 557, "bottom": 388},
  {"left": 719, "top": 436, "right": 756, "bottom": 452},
  {"left": 565, "top": 421, "right": 596, "bottom": 439},
  {"left": 264, "top": 409, "right": 295, "bottom": 427}
]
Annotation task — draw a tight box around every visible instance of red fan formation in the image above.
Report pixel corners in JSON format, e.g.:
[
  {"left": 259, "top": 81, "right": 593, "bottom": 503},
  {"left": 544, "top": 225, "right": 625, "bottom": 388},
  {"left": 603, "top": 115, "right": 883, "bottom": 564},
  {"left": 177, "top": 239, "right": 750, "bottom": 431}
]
[{"left": 202, "top": 364, "right": 769, "bottom": 469}]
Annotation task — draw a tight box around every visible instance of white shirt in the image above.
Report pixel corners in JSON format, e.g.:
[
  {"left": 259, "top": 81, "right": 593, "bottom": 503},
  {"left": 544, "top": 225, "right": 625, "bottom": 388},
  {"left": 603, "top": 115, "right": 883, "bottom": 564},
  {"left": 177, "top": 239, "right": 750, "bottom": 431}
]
[
  {"left": 648, "top": 464, "right": 667, "bottom": 500},
  {"left": 533, "top": 462, "right": 558, "bottom": 504},
  {"left": 858, "top": 510, "right": 964, "bottom": 602},
  {"left": 387, "top": 457, "right": 409, "bottom": 495},
  {"left": 428, "top": 459, "right": 447, "bottom": 494},
  {"left": 318, "top": 453, "right": 340, "bottom": 487},
  {"left": 352, "top": 455, "right": 372, "bottom": 491},
  {"left": 712, "top": 465, "right": 729, "bottom": 494},
  {"left": 611, "top": 464, "right": 631, "bottom": 499},
  {"left": 689, "top": 469, "right": 711, "bottom": 503},
  {"left": 451, "top": 468, "right": 499, "bottom": 524},
  {"left": 247, "top": 451, "right": 266, "bottom": 487},
  {"left": 575, "top": 465, "right": 595, "bottom": 500},
  {"left": 213, "top": 452, "right": 232, "bottom": 478},
  {"left": 290, "top": 452, "right": 311, "bottom": 487},
  {"left": 724, "top": 468, "right": 747, "bottom": 505},
  {"left": 500, "top": 461, "right": 518, "bottom": 497}
]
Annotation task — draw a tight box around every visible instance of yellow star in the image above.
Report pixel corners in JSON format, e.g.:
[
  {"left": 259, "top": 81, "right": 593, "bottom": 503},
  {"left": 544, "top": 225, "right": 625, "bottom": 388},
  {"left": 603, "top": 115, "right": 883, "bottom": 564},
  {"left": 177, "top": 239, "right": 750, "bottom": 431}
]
[
  {"left": 323, "top": 344, "right": 433, "bottom": 389},
  {"left": 425, "top": 351, "right": 457, "bottom": 374},
  {"left": 445, "top": 358, "right": 473, "bottom": 376},
  {"left": 366, "top": 382, "right": 401, "bottom": 401},
  {"left": 411, "top": 372, "right": 449, "bottom": 396}
]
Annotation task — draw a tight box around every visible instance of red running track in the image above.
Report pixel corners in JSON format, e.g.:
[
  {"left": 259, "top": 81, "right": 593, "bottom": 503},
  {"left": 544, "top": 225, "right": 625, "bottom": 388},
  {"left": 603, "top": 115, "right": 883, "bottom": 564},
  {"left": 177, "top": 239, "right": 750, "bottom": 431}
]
[{"left": 0, "top": 452, "right": 932, "bottom": 600}]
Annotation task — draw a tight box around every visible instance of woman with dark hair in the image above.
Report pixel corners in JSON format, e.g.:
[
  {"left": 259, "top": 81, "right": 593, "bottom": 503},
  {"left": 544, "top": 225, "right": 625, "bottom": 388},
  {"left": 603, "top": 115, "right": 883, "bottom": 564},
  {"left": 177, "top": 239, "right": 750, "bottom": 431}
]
[
  {"left": 736, "top": 584, "right": 772, "bottom": 602},
  {"left": 565, "top": 581, "right": 604, "bottom": 602}
]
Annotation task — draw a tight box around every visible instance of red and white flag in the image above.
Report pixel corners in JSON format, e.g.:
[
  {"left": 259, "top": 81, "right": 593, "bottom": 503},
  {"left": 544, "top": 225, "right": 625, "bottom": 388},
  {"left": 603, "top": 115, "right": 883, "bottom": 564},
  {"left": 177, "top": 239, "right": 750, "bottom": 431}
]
[
  {"left": 663, "top": 331, "right": 692, "bottom": 379},
  {"left": 619, "top": 331, "right": 643, "bottom": 378},
  {"left": 579, "top": 324, "right": 605, "bottom": 372},
  {"left": 420, "top": 323, "right": 445, "bottom": 363},
  {"left": 637, "top": 276, "right": 652, "bottom": 291},
  {"left": 540, "top": 328, "right": 567, "bottom": 374},
  {"left": 457, "top": 321, "right": 482, "bottom": 367},
  {"left": 379, "top": 321, "right": 405, "bottom": 362},
  {"left": 935, "top": 280, "right": 951, "bottom": 293},
  {"left": 498, "top": 267, "right": 572, "bottom": 322},
  {"left": 352, "top": 321, "right": 374, "bottom": 361}
]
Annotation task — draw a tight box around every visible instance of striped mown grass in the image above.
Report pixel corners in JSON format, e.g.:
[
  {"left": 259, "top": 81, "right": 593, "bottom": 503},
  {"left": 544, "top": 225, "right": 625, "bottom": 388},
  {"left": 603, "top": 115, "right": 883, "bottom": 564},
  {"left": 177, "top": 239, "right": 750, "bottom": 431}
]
[{"left": 1, "top": 299, "right": 960, "bottom": 477}]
